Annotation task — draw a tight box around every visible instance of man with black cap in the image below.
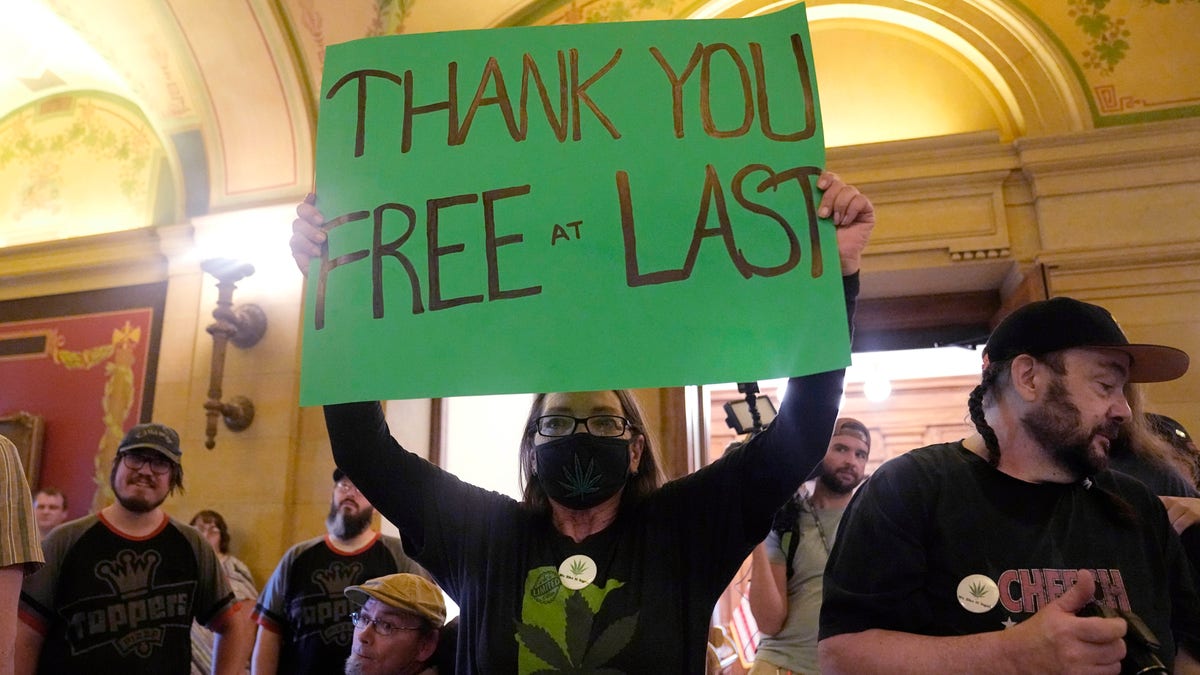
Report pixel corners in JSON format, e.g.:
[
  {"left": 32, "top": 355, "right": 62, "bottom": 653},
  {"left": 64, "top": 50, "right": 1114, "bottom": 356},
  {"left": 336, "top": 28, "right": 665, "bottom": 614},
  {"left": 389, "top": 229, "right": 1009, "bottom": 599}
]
[
  {"left": 818, "top": 297, "right": 1200, "bottom": 673},
  {"left": 16, "top": 422, "right": 254, "bottom": 674},
  {"left": 343, "top": 573, "right": 445, "bottom": 675},
  {"left": 749, "top": 417, "right": 872, "bottom": 674},
  {"left": 1146, "top": 412, "right": 1200, "bottom": 488},
  {"left": 252, "top": 468, "right": 426, "bottom": 675}
]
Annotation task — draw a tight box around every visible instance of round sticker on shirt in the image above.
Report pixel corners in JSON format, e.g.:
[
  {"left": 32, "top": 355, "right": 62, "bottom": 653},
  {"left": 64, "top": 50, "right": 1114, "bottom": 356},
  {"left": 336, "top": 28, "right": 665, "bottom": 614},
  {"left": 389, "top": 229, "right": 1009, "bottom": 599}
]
[
  {"left": 957, "top": 574, "right": 1000, "bottom": 614},
  {"left": 558, "top": 555, "right": 597, "bottom": 590}
]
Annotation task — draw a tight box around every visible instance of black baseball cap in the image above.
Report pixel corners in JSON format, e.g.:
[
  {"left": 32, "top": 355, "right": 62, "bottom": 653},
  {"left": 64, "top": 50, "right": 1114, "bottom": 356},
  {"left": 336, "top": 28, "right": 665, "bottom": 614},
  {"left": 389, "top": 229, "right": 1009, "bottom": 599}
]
[
  {"left": 117, "top": 423, "right": 182, "bottom": 465},
  {"left": 983, "top": 297, "right": 1189, "bottom": 383},
  {"left": 1146, "top": 413, "right": 1194, "bottom": 448},
  {"left": 333, "top": 467, "right": 345, "bottom": 483}
]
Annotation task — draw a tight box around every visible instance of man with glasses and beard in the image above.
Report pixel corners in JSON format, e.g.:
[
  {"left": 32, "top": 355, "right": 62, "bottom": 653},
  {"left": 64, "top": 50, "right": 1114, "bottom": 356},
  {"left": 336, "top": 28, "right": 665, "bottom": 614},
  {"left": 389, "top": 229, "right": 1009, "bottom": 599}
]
[
  {"left": 819, "top": 298, "right": 1200, "bottom": 674},
  {"left": 16, "top": 423, "right": 254, "bottom": 674},
  {"left": 749, "top": 418, "right": 871, "bottom": 674},
  {"left": 252, "top": 469, "right": 427, "bottom": 675}
]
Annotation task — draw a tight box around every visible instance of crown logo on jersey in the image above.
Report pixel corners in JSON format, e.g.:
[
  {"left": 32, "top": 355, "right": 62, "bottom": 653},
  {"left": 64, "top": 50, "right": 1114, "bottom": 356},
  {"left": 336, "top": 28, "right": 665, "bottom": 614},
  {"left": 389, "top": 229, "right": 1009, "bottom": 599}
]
[
  {"left": 313, "top": 561, "right": 364, "bottom": 597},
  {"left": 96, "top": 549, "right": 161, "bottom": 598}
]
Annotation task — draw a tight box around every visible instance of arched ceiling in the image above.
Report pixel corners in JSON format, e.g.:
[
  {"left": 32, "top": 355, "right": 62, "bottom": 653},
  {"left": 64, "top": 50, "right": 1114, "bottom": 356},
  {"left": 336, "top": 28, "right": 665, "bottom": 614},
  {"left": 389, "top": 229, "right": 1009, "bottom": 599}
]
[{"left": 0, "top": 0, "right": 1197, "bottom": 249}]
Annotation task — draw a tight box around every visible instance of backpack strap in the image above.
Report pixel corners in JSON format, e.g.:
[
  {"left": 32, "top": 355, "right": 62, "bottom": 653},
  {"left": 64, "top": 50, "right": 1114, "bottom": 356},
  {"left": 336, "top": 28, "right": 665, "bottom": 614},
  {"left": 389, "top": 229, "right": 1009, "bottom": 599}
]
[{"left": 770, "top": 486, "right": 805, "bottom": 580}]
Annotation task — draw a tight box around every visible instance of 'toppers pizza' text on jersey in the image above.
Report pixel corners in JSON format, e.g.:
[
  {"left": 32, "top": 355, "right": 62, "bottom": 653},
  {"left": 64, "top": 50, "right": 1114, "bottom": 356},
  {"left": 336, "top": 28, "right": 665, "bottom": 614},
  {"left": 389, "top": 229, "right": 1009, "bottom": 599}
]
[{"left": 19, "top": 512, "right": 234, "bottom": 675}]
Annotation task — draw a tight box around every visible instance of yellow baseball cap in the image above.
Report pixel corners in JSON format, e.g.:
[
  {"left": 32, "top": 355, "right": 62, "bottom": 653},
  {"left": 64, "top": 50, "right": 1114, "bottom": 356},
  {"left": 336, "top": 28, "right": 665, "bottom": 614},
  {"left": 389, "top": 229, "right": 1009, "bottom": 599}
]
[{"left": 345, "top": 573, "right": 446, "bottom": 627}]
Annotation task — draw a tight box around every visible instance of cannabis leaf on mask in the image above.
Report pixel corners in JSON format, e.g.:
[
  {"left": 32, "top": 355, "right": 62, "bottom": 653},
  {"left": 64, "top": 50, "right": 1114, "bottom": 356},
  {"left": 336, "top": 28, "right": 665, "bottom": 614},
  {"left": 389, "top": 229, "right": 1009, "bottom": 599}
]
[{"left": 557, "top": 455, "right": 603, "bottom": 498}]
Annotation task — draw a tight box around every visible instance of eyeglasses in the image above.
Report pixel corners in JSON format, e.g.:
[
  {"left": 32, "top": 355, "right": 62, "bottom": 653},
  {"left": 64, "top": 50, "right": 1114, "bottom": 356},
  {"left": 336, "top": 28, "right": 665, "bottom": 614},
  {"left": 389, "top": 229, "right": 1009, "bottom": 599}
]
[
  {"left": 533, "top": 414, "right": 631, "bottom": 438},
  {"left": 349, "top": 611, "right": 421, "bottom": 636},
  {"left": 335, "top": 480, "right": 360, "bottom": 494},
  {"left": 120, "top": 451, "right": 172, "bottom": 475}
]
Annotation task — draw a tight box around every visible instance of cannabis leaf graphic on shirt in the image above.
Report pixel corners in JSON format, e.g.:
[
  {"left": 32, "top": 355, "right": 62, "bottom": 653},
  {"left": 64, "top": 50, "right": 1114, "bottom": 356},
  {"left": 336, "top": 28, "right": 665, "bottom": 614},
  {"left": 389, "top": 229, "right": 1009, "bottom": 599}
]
[
  {"left": 969, "top": 582, "right": 991, "bottom": 599},
  {"left": 557, "top": 455, "right": 603, "bottom": 498},
  {"left": 517, "top": 590, "right": 636, "bottom": 673}
]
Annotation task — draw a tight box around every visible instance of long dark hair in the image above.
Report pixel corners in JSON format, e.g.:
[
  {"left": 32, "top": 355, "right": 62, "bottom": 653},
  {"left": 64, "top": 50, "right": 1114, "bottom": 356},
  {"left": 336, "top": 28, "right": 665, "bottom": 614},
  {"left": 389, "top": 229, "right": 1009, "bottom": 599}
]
[{"left": 518, "top": 390, "right": 665, "bottom": 514}]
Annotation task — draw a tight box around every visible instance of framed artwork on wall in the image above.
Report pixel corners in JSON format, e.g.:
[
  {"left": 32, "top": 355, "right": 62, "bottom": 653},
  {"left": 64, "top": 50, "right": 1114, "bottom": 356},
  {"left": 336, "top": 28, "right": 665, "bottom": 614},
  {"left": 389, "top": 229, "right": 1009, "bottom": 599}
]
[
  {"left": 0, "top": 281, "right": 166, "bottom": 514},
  {"left": 0, "top": 411, "right": 44, "bottom": 485}
]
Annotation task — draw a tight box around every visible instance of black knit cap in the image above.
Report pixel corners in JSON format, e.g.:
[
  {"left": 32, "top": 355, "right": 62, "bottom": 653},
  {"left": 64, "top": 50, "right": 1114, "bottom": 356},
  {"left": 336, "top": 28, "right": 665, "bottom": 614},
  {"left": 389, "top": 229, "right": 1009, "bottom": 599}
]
[{"left": 983, "top": 297, "right": 1189, "bottom": 383}]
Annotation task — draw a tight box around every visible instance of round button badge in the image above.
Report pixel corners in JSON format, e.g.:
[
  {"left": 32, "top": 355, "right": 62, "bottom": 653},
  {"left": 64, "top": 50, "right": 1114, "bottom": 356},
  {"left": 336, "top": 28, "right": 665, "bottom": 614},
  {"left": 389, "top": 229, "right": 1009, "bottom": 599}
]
[
  {"left": 956, "top": 574, "right": 1000, "bottom": 614},
  {"left": 558, "top": 555, "right": 597, "bottom": 591}
]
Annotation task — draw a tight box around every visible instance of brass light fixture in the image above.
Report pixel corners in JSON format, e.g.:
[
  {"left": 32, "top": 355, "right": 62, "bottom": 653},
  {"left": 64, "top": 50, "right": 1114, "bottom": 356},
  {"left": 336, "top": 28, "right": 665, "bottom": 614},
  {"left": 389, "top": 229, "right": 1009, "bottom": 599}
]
[{"left": 201, "top": 258, "right": 267, "bottom": 449}]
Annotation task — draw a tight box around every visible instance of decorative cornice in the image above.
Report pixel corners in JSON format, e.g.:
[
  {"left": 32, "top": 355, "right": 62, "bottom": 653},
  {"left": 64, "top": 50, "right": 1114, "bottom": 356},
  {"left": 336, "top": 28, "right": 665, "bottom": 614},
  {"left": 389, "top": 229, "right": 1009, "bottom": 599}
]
[
  {"left": 0, "top": 225, "right": 193, "bottom": 300},
  {"left": 1016, "top": 117, "right": 1200, "bottom": 197},
  {"left": 1037, "top": 240, "right": 1200, "bottom": 271}
]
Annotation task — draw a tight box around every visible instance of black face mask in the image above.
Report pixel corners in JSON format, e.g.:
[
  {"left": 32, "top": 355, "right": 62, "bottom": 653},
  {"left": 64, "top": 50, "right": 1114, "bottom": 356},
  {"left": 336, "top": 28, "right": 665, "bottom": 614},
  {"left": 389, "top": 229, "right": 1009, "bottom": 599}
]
[{"left": 534, "top": 434, "right": 631, "bottom": 510}]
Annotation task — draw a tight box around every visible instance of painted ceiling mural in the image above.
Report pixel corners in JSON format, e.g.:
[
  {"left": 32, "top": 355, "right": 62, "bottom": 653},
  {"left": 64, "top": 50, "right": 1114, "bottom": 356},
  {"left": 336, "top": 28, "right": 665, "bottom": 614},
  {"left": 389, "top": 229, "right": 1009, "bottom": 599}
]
[
  {"left": 1043, "top": 0, "right": 1200, "bottom": 123},
  {"left": 0, "top": 93, "right": 169, "bottom": 247},
  {"left": 272, "top": 0, "right": 1200, "bottom": 134}
]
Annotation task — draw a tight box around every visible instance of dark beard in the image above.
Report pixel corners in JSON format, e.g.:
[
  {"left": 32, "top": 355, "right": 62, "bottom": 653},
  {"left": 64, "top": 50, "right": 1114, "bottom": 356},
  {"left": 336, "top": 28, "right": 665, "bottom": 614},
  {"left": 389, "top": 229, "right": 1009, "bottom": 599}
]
[
  {"left": 115, "top": 488, "right": 166, "bottom": 514},
  {"left": 326, "top": 500, "right": 373, "bottom": 540},
  {"left": 817, "top": 464, "right": 858, "bottom": 495},
  {"left": 1021, "top": 376, "right": 1117, "bottom": 477}
]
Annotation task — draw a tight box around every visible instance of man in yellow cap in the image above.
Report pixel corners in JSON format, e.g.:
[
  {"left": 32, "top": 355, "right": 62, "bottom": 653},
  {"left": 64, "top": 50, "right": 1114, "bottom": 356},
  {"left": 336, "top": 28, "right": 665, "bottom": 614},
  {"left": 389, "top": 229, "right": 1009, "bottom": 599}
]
[{"left": 343, "top": 573, "right": 446, "bottom": 675}]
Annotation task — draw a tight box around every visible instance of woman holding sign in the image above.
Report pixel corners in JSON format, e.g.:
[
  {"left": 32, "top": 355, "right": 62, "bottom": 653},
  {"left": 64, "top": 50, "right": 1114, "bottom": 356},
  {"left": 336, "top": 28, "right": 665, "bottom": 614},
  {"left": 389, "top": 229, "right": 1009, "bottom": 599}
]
[{"left": 290, "top": 170, "right": 873, "bottom": 672}]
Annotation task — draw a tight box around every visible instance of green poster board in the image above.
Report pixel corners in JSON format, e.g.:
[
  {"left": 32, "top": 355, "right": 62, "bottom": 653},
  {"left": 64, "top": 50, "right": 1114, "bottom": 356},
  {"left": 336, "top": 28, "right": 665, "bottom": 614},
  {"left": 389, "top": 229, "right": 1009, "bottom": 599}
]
[{"left": 301, "top": 4, "right": 849, "bottom": 405}]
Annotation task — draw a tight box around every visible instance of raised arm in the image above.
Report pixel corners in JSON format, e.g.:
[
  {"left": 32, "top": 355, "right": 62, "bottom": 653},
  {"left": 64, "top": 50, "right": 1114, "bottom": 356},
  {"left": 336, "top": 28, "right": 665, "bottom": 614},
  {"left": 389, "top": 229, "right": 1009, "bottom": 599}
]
[{"left": 733, "top": 170, "right": 871, "bottom": 524}]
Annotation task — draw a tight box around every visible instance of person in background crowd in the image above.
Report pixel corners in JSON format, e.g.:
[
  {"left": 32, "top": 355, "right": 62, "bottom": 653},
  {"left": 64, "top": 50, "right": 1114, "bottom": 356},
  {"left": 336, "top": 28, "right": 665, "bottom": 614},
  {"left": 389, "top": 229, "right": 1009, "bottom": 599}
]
[
  {"left": 17, "top": 423, "right": 254, "bottom": 674},
  {"left": 191, "top": 509, "right": 258, "bottom": 675},
  {"left": 343, "top": 573, "right": 445, "bottom": 675},
  {"left": 1148, "top": 412, "right": 1200, "bottom": 488},
  {"left": 1106, "top": 401, "right": 1200, "bottom": 586},
  {"left": 290, "top": 171, "right": 875, "bottom": 671},
  {"left": 1, "top": 435, "right": 43, "bottom": 675},
  {"left": 31, "top": 488, "right": 67, "bottom": 540},
  {"left": 819, "top": 297, "right": 1200, "bottom": 673},
  {"left": 749, "top": 418, "right": 871, "bottom": 674},
  {"left": 252, "top": 469, "right": 428, "bottom": 675}
]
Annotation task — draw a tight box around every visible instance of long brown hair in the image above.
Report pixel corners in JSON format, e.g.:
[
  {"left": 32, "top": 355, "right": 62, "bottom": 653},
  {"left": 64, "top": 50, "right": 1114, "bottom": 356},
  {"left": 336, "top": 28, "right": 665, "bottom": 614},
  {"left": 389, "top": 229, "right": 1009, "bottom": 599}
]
[
  {"left": 1114, "top": 384, "right": 1197, "bottom": 481},
  {"left": 518, "top": 390, "right": 665, "bottom": 514}
]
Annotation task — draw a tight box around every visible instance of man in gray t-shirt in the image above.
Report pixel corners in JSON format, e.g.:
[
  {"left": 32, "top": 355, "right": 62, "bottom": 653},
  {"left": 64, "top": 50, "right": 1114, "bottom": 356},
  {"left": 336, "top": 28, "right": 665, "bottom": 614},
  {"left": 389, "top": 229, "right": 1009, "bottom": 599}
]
[{"left": 748, "top": 418, "right": 871, "bottom": 674}]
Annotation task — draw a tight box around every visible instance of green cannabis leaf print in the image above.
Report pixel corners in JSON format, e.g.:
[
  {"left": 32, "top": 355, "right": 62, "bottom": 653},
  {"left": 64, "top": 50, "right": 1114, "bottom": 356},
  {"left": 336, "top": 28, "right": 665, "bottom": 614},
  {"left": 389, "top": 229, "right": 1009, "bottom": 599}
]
[
  {"left": 518, "top": 592, "right": 636, "bottom": 672},
  {"left": 558, "top": 455, "right": 603, "bottom": 499},
  {"left": 518, "top": 566, "right": 635, "bottom": 672}
]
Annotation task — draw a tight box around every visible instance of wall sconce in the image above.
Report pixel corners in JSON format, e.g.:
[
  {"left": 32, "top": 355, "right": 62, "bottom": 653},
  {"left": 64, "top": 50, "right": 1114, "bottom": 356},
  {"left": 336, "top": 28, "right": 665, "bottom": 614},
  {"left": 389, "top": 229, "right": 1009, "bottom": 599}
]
[{"left": 201, "top": 258, "right": 268, "bottom": 449}]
